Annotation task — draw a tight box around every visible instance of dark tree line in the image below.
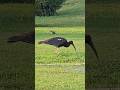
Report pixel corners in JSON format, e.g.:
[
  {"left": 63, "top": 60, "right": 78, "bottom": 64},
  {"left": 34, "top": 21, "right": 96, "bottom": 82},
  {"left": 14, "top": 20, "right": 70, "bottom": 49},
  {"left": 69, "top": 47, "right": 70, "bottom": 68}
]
[
  {"left": 0, "top": 0, "right": 34, "bottom": 3},
  {"left": 35, "top": 0, "right": 65, "bottom": 16},
  {"left": 36, "top": 1, "right": 55, "bottom": 16}
]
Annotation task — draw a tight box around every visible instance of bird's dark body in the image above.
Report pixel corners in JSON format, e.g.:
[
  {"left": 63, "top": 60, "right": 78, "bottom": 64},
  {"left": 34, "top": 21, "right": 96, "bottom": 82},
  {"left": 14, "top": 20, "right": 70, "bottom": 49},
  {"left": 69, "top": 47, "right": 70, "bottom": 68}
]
[
  {"left": 8, "top": 31, "right": 35, "bottom": 44},
  {"left": 40, "top": 37, "right": 70, "bottom": 48},
  {"left": 39, "top": 37, "right": 77, "bottom": 53}
]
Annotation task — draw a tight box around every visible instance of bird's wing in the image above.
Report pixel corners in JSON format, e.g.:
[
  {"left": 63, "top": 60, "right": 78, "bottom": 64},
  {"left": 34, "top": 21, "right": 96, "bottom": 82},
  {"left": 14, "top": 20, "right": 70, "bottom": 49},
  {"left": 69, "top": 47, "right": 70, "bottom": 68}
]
[{"left": 45, "top": 37, "right": 67, "bottom": 47}]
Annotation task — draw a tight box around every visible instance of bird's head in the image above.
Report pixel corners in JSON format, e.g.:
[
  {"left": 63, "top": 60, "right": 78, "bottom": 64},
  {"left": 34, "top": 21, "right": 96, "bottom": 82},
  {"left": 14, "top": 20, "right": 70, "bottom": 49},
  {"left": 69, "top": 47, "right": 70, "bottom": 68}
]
[
  {"left": 69, "top": 41, "right": 76, "bottom": 51},
  {"left": 69, "top": 41, "right": 73, "bottom": 44}
]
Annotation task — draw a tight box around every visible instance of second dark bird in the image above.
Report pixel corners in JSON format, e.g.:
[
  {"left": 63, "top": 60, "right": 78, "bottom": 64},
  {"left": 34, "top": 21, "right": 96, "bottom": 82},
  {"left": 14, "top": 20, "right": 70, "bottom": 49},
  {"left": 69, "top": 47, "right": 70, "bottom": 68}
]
[
  {"left": 49, "top": 30, "right": 56, "bottom": 35},
  {"left": 38, "top": 37, "right": 76, "bottom": 51},
  {"left": 7, "top": 31, "right": 35, "bottom": 44}
]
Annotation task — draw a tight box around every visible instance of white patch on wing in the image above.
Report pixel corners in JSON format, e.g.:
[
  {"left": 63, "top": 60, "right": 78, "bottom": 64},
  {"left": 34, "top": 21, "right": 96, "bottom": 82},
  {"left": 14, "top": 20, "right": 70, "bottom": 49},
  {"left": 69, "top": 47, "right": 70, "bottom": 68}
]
[{"left": 58, "top": 39, "right": 62, "bottom": 41}]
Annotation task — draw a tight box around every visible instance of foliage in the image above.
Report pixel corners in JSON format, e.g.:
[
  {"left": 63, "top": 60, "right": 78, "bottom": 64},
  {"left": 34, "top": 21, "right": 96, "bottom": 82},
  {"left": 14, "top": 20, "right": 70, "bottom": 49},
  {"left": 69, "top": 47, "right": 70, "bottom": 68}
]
[
  {"left": 35, "top": 0, "right": 85, "bottom": 26},
  {"left": 35, "top": 0, "right": 65, "bottom": 16}
]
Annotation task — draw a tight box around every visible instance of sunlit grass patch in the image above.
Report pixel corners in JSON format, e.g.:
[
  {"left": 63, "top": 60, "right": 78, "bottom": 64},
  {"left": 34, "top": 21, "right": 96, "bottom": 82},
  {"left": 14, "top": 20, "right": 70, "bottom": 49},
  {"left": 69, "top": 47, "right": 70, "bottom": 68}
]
[{"left": 35, "top": 65, "right": 85, "bottom": 90}]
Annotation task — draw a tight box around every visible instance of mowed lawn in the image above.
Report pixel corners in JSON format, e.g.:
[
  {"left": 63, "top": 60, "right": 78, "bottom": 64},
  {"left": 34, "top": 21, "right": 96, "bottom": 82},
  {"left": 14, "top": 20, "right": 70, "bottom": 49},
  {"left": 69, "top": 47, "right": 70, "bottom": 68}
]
[
  {"left": 35, "top": 0, "right": 85, "bottom": 89},
  {"left": 35, "top": 65, "right": 85, "bottom": 90},
  {"left": 35, "top": 27, "right": 85, "bottom": 64},
  {"left": 35, "top": 27, "right": 85, "bottom": 90}
]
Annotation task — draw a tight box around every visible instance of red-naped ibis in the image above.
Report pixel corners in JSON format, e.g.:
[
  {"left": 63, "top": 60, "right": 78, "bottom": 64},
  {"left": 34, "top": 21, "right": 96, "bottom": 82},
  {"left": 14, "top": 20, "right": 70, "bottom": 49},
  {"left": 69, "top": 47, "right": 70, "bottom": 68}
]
[{"left": 38, "top": 37, "right": 77, "bottom": 53}]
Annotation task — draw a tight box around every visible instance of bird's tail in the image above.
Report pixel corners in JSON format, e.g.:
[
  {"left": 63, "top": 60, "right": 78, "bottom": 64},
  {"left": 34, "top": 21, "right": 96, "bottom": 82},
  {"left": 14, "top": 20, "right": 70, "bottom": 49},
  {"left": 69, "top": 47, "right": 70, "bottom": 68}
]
[
  {"left": 8, "top": 36, "right": 21, "bottom": 43},
  {"left": 38, "top": 41, "right": 45, "bottom": 44}
]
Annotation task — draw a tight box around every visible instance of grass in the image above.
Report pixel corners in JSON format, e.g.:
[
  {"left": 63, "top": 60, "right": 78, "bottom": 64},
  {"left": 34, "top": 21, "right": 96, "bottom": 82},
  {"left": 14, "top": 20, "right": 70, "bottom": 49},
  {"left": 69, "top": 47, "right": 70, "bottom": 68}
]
[
  {"left": 0, "top": 32, "right": 34, "bottom": 89},
  {"left": 35, "top": 0, "right": 85, "bottom": 27},
  {"left": 0, "top": 4, "right": 33, "bottom": 16},
  {"left": 1, "top": 1, "right": 120, "bottom": 89},
  {"left": 0, "top": 1, "right": 85, "bottom": 90},
  {"left": 85, "top": 3, "right": 120, "bottom": 88},
  {"left": 35, "top": 65, "right": 85, "bottom": 90},
  {"left": 0, "top": 4, "right": 34, "bottom": 89},
  {"left": 58, "top": 0, "right": 85, "bottom": 16},
  {"left": 86, "top": 3, "right": 120, "bottom": 29},
  {"left": 0, "top": 4, "right": 33, "bottom": 32},
  {"left": 86, "top": 31, "right": 120, "bottom": 88},
  {"left": 35, "top": 15, "right": 85, "bottom": 27},
  {"left": 35, "top": 27, "right": 85, "bottom": 64},
  {"left": 35, "top": 27, "right": 85, "bottom": 90},
  {"left": 35, "top": 0, "right": 85, "bottom": 89}
]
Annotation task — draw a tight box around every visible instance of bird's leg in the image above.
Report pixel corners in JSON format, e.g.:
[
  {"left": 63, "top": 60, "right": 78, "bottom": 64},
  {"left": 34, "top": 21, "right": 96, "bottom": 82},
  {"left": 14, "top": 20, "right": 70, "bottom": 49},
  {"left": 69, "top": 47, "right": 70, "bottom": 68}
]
[
  {"left": 57, "top": 48, "right": 59, "bottom": 54},
  {"left": 55, "top": 48, "right": 60, "bottom": 56}
]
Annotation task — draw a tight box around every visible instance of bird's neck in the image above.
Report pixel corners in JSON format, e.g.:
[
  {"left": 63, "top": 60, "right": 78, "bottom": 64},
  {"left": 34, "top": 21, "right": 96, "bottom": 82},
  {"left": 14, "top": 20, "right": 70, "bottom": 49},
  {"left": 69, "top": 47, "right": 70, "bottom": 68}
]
[{"left": 66, "top": 42, "right": 71, "bottom": 47}]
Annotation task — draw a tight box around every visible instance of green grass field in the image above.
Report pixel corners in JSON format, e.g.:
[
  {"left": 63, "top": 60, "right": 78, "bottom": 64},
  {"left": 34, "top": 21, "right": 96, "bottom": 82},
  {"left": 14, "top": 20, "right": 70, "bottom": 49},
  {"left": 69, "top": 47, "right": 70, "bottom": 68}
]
[
  {"left": 35, "top": 0, "right": 85, "bottom": 64},
  {"left": 35, "top": 27, "right": 85, "bottom": 90},
  {"left": 35, "top": 0, "right": 85, "bottom": 89},
  {"left": 0, "top": 4, "right": 33, "bottom": 32},
  {"left": 35, "top": 27, "right": 85, "bottom": 64},
  {"left": 35, "top": 65, "right": 85, "bottom": 90},
  {"left": 0, "top": 1, "right": 120, "bottom": 89}
]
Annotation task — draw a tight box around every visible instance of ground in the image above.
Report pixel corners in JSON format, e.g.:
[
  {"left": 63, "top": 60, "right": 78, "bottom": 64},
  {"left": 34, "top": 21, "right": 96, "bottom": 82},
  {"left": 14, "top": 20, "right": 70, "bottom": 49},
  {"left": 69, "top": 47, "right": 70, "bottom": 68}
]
[
  {"left": 35, "top": 26, "right": 85, "bottom": 90},
  {"left": 35, "top": 27, "right": 85, "bottom": 64},
  {"left": 0, "top": 1, "right": 120, "bottom": 89},
  {"left": 35, "top": 65, "right": 85, "bottom": 90},
  {"left": 35, "top": 0, "right": 85, "bottom": 89}
]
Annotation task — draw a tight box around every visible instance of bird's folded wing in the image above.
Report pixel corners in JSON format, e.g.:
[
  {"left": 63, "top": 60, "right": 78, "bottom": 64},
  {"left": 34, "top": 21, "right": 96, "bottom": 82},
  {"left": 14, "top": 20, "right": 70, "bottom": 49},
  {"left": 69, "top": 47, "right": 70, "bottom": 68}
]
[{"left": 46, "top": 37, "right": 67, "bottom": 47}]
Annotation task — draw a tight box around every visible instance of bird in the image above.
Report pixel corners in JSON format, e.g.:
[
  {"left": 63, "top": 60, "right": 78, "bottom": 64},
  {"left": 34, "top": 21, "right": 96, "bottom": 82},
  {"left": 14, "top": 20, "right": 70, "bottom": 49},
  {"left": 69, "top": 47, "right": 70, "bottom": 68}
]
[
  {"left": 38, "top": 37, "right": 76, "bottom": 53},
  {"left": 85, "top": 34, "right": 99, "bottom": 59},
  {"left": 7, "top": 31, "right": 35, "bottom": 44},
  {"left": 7, "top": 31, "right": 99, "bottom": 59},
  {"left": 49, "top": 30, "right": 56, "bottom": 35}
]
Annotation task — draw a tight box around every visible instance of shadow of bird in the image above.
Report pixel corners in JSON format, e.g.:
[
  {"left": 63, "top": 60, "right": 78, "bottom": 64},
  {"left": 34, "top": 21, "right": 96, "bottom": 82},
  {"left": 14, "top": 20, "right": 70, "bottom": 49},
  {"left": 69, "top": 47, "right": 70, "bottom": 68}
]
[
  {"left": 38, "top": 37, "right": 77, "bottom": 54},
  {"left": 49, "top": 31, "right": 56, "bottom": 35},
  {"left": 85, "top": 34, "right": 99, "bottom": 59},
  {"left": 7, "top": 31, "right": 35, "bottom": 44}
]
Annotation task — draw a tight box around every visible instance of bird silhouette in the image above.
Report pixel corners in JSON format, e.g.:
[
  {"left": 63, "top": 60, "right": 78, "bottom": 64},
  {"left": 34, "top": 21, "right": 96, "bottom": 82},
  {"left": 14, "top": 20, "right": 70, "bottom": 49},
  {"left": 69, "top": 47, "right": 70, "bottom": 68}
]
[
  {"left": 49, "top": 30, "right": 56, "bottom": 35},
  {"left": 85, "top": 34, "right": 99, "bottom": 59},
  {"left": 7, "top": 31, "right": 35, "bottom": 44},
  {"left": 7, "top": 31, "right": 98, "bottom": 59},
  {"left": 38, "top": 37, "right": 76, "bottom": 51}
]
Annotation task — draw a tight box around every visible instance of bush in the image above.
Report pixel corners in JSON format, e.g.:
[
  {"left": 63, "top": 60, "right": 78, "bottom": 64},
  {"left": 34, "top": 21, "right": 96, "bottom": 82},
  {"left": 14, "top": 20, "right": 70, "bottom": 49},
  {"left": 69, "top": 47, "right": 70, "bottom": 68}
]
[{"left": 35, "top": 0, "right": 65, "bottom": 16}]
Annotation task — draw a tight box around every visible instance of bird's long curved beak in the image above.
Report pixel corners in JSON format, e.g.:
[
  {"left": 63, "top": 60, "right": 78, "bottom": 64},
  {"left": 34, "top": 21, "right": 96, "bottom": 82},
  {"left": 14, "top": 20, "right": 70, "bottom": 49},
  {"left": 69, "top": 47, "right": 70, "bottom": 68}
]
[
  {"left": 72, "top": 43, "right": 76, "bottom": 52},
  {"left": 87, "top": 40, "right": 99, "bottom": 59},
  {"left": 71, "top": 43, "right": 80, "bottom": 58}
]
